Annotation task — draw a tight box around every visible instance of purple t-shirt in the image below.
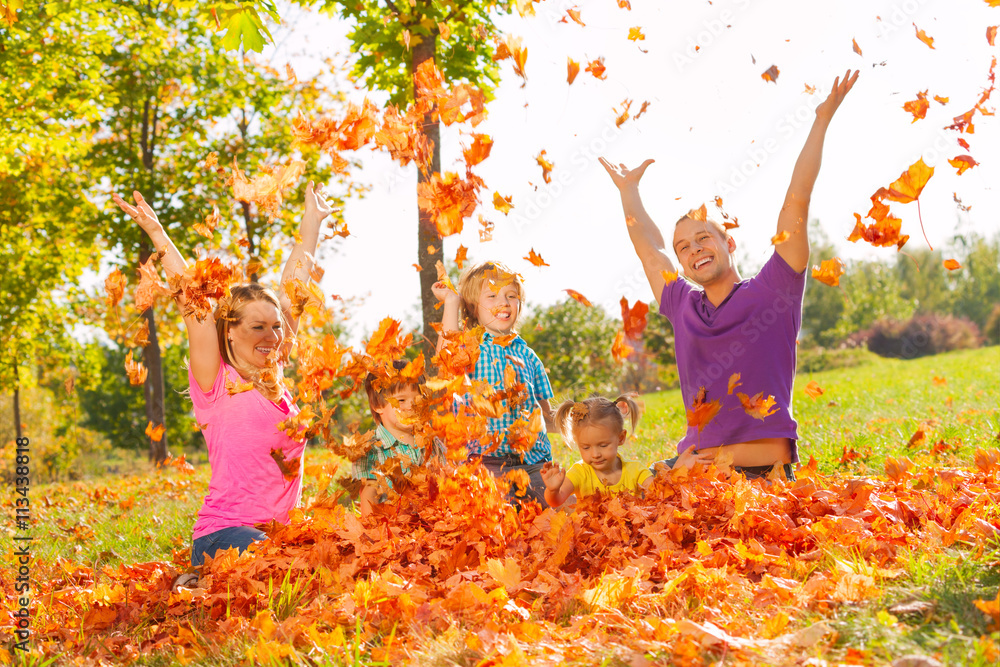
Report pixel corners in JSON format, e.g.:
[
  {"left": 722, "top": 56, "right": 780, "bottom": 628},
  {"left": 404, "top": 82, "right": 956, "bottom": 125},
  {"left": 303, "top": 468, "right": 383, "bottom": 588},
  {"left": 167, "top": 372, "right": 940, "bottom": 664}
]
[{"left": 659, "top": 251, "right": 805, "bottom": 461}]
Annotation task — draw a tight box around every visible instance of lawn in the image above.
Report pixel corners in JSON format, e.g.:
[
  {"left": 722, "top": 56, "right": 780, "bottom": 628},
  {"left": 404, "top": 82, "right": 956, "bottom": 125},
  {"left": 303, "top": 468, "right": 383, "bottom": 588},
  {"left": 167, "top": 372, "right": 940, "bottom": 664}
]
[{"left": 4, "top": 347, "right": 998, "bottom": 665}]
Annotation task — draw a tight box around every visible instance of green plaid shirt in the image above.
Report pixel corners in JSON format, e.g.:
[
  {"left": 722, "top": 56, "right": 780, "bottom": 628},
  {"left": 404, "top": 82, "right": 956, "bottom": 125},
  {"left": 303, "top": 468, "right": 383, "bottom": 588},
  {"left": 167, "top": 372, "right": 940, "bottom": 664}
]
[{"left": 352, "top": 424, "right": 436, "bottom": 481}]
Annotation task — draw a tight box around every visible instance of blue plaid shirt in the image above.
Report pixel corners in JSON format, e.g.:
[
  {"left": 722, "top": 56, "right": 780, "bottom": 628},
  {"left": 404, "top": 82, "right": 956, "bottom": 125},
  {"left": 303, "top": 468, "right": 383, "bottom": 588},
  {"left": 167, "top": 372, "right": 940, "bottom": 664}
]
[
  {"left": 352, "top": 424, "right": 429, "bottom": 481},
  {"left": 467, "top": 332, "right": 554, "bottom": 464}
]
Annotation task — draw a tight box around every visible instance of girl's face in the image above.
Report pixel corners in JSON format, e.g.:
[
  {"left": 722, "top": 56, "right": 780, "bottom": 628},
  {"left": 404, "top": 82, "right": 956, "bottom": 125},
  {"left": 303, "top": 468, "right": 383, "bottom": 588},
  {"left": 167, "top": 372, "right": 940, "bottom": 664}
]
[
  {"left": 575, "top": 421, "right": 626, "bottom": 474},
  {"left": 476, "top": 279, "right": 520, "bottom": 336},
  {"left": 228, "top": 300, "right": 283, "bottom": 369}
]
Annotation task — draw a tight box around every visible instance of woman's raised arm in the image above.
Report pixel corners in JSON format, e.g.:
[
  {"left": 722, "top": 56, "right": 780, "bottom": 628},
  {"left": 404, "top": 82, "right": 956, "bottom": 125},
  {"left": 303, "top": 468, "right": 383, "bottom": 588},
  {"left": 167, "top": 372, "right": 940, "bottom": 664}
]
[
  {"left": 113, "top": 191, "right": 221, "bottom": 392},
  {"left": 279, "top": 181, "right": 334, "bottom": 337}
]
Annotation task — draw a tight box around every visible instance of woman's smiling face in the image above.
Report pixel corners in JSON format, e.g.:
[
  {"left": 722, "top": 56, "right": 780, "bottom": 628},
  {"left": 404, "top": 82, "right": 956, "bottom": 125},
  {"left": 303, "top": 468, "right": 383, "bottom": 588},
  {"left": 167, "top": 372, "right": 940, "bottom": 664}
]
[{"left": 228, "top": 300, "right": 284, "bottom": 368}]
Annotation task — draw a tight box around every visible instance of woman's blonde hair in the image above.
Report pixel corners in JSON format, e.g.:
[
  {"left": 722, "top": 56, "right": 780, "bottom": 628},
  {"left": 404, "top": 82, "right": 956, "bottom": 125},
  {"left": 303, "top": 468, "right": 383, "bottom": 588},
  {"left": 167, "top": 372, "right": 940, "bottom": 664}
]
[
  {"left": 457, "top": 261, "right": 524, "bottom": 330},
  {"left": 215, "top": 284, "right": 287, "bottom": 402},
  {"left": 555, "top": 395, "right": 642, "bottom": 446}
]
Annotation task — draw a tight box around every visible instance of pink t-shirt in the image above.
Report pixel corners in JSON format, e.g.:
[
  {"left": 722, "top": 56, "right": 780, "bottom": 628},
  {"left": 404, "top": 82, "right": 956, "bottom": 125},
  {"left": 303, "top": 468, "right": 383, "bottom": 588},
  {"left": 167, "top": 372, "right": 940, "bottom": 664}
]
[{"left": 190, "top": 360, "right": 305, "bottom": 540}]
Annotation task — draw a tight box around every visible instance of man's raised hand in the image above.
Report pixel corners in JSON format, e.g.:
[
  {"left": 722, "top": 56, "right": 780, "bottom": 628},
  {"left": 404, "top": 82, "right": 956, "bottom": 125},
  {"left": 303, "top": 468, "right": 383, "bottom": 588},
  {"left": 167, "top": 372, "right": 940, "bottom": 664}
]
[{"left": 599, "top": 157, "right": 655, "bottom": 192}]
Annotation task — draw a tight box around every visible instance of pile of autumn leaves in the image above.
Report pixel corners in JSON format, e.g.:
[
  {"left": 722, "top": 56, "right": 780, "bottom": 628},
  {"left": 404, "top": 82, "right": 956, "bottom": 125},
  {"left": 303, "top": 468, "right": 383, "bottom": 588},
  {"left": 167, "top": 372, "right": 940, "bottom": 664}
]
[{"left": 14, "top": 449, "right": 1000, "bottom": 664}]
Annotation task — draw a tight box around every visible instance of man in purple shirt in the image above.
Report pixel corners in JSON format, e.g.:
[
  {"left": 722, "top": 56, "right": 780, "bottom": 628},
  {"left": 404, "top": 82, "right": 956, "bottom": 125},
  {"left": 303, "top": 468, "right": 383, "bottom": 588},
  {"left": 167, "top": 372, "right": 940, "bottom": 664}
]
[{"left": 601, "top": 69, "right": 859, "bottom": 480}]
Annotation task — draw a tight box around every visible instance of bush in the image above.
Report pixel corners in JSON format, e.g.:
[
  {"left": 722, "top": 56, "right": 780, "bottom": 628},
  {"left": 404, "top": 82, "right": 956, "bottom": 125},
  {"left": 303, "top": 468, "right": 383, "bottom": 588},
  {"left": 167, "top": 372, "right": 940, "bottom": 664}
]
[
  {"left": 865, "top": 314, "right": 982, "bottom": 359},
  {"left": 797, "top": 346, "right": 874, "bottom": 373}
]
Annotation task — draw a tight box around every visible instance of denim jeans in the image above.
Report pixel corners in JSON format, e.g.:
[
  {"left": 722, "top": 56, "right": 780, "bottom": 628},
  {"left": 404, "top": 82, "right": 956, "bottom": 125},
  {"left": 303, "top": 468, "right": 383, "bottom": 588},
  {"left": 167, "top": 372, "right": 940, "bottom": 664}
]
[
  {"left": 479, "top": 456, "right": 547, "bottom": 507},
  {"left": 656, "top": 456, "right": 796, "bottom": 481},
  {"left": 191, "top": 525, "right": 267, "bottom": 567}
]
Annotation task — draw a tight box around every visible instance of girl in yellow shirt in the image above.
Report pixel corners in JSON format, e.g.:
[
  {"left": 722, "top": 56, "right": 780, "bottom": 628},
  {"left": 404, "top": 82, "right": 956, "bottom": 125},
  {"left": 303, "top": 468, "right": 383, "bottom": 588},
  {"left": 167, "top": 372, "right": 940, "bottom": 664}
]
[{"left": 541, "top": 395, "right": 652, "bottom": 507}]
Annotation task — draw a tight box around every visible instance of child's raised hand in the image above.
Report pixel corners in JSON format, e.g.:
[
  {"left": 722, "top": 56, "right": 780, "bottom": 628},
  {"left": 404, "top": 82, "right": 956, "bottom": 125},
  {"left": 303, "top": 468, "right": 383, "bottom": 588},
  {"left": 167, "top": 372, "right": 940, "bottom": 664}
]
[
  {"left": 113, "top": 191, "right": 163, "bottom": 235},
  {"left": 540, "top": 461, "right": 566, "bottom": 491},
  {"left": 815, "top": 69, "right": 859, "bottom": 123},
  {"left": 431, "top": 280, "right": 458, "bottom": 303}
]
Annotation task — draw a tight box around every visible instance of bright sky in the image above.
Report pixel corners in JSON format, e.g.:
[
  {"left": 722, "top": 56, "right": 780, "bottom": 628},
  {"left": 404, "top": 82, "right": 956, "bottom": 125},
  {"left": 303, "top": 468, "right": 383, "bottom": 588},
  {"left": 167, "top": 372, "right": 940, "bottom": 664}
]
[{"left": 271, "top": 0, "right": 1000, "bottom": 344}]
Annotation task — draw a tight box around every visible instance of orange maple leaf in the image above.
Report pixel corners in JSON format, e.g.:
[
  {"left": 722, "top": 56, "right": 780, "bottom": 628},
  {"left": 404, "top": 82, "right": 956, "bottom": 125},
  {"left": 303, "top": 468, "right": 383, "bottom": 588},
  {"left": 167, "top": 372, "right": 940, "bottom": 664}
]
[
  {"left": 803, "top": 380, "right": 824, "bottom": 400},
  {"left": 933, "top": 95, "right": 949, "bottom": 105},
  {"left": 727, "top": 373, "right": 742, "bottom": 395},
  {"left": 948, "top": 155, "right": 978, "bottom": 175},
  {"left": 688, "top": 204, "right": 708, "bottom": 221},
  {"left": 494, "top": 35, "right": 528, "bottom": 86},
  {"left": 463, "top": 134, "right": 494, "bottom": 167},
  {"left": 628, "top": 27, "right": 645, "bottom": 41},
  {"left": 611, "top": 329, "right": 632, "bottom": 363},
  {"left": 417, "top": 171, "right": 480, "bottom": 236},
  {"left": 617, "top": 0, "right": 631, "bottom": 8},
  {"left": 145, "top": 421, "right": 165, "bottom": 443},
  {"left": 737, "top": 392, "right": 779, "bottom": 420},
  {"left": 564, "top": 8, "right": 585, "bottom": 26},
  {"left": 565, "top": 289, "right": 592, "bottom": 307},
  {"left": 687, "top": 387, "right": 721, "bottom": 433},
  {"left": 848, "top": 212, "right": 909, "bottom": 250},
  {"left": 887, "top": 158, "right": 934, "bottom": 204},
  {"left": 803, "top": 83, "right": 817, "bottom": 94},
  {"left": 192, "top": 204, "right": 222, "bottom": 239},
  {"left": 535, "top": 150, "right": 555, "bottom": 184},
  {"left": 524, "top": 248, "right": 549, "bottom": 267},
  {"left": 620, "top": 297, "right": 649, "bottom": 339},
  {"left": 270, "top": 448, "right": 301, "bottom": 482},
  {"left": 771, "top": 230, "right": 791, "bottom": 246},
  {"left": 852, "top": 38, "right": 863, "bottom": 56},
  {"left": 204, "top": 152, "right": 219, "bottom": 170},
  {"left": 988, "top": 26, "right": 998, "bottom": 47},
  {"left": 135, "top": 255, "right": 171, "bottom": 313},
  {"left": 761, "top": 65, "right": 780, "bottom": 83},
  {"left": 633, "top": 100, "right": 651, "bottom": 120},
  {"left": 226, "top": 378, "right": 254, "bottom": 395},
  {"left": 230, "top": 158, "right": 305, "bottom": 222},
  {"left": 614, "top": 98, "right": 633, "bottom": 127},
  {"left": 125, "top": 351, "right": 148, "bottom": 386},
  {"left": 913, "top": 23, "right": 935, "bottom": 49},
  {"left": 105, "top": 269, "right": 126, "bottom": 310},
  {"left": 661, "top": 269, "right": 679, "bottom": 285},
  {"left": 811, "top": 257, "right": 846, "bottom": 286},
  {"left": 567, "top": 58, "right": 580, "bottom": 85},
  {"left": 943, "top": 258, "right": 962, "bottom": 271},
  {"left": 585, "top": 57, "right": 607, "bottom": 80},
  {"left": 493, "top": 191, "right": 514, "bottom": 215},
  {"left": 902, "top": 91, "right": 929, "bottom": 123}
]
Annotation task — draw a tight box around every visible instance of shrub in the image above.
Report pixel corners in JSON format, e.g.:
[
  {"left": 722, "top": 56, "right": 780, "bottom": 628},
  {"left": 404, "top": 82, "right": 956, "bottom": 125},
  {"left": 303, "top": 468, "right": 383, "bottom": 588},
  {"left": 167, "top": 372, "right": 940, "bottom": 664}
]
[
  {"left": 865, "top": 314, "right": 982, "bottom": 359},
  {"left": 797, "top": 346, "right": 874, "bottom": 373},
  {"left": 984, "top": 304, "right": 1000, "bottom": 346}
]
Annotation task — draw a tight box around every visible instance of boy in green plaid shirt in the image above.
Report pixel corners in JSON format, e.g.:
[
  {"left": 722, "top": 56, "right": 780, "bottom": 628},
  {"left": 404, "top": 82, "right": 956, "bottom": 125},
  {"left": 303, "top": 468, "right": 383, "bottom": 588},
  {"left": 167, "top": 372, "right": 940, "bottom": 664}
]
[
  {"left": 354, "top": 360, "right": 443, "bottom": 515},
  {"left": 433, "top": 261, "right": 556, "bottom": 505}
]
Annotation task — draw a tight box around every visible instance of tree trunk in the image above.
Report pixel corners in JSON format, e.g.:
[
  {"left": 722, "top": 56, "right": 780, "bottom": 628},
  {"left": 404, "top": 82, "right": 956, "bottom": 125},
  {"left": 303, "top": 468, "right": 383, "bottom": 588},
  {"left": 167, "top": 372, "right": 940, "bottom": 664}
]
[
  {"left": 13, "top": 383, "right": 22, "bottom": 441},
  {"left": 140, "top": 247, "right": 169, "bottom": 463},
  {"left": 413, "top": 37, "right": 443, "bottom": 360}
]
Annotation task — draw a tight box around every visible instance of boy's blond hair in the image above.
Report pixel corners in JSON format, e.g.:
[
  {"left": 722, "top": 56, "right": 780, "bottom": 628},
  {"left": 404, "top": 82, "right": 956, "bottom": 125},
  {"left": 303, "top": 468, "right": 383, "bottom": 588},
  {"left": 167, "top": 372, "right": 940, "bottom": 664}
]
[{"left": 457, "top": 261, "right": 524, "bottom": 331}]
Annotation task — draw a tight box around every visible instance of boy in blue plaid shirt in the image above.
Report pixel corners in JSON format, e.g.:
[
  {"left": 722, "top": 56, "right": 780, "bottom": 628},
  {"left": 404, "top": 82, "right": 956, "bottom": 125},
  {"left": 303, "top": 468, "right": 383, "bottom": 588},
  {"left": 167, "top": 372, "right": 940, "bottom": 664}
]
[
  {"left": 433, "top": 261, "right": 555, "bottom": 505},
  {"left": 354, "top": 360, "right": 442, "bottom": 515}
]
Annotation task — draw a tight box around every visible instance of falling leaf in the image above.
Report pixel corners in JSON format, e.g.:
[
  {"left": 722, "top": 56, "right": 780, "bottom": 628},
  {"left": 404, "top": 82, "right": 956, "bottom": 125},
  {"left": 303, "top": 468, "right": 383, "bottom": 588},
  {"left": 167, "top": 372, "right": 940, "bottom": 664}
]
[
  {"left": 455, "top": 245, "right": 468, "bottom": 269},
  {"left": 479, "top": 215, "right": 495, "bottom": 242},
  {"left": 771, "top": 230, "right": 791, "bottom": 245},
  {"left": 567, "top": 58, "right": 580, "bottom": 84},
  {"left": 633, "top": 100, "right": 651, "bottom": 120},
  {"left": 614, "top": 98, "right": 633, "bottom": 127},
  {"left": 564, "top": 8, "right": 585, "bottom": 26},
  {"left": 628, "top": 27, "right": 645, "bottom": 41},
  {"left": 270, "top": 448, "right": 301, "bottom": 482},
  {"left": 803, "top": 83, "right": 817, "bottom": 94},
  {"left": 853, "top": 38, "right": 863, "bottom": 56},
  {"left": 661, "top": 269, "right": 679, "bottom": 285},
  {"left": 761, "top": 65, "right": 780, "bottom": 83},
  {"left": 535, "top": 150, "right": 555, "bottom": 184},
  {"left": 948, "top": 155, "right": 978, "bottom": 175},
  {"left": 129, "top": 319, "right": 150, "bottom": 348},
  {"left": 585, "top": 57, "right": 607, "bottom": 80},
  {"left": 145, "top": 421, "right": 165, "bottom": 443},
  {"left": 617, "top": 0, "right": 631, "bottom": 8},
  {"left": 887, "top": 158, "right": 934, "bottom": 203},
  {"left": 933, "top": 95, "right": 949, "bottom": 105},
  {"left": 848, "top": 212, "right": 909, "bottom": 250},
  {"left": 523, "top": 249, "right": 549, "bottom": 267},
  {"left": 565, "top": 289, "right": 592, "bottom": 307},
  {"left": 494, "top": 35, "right": 528, "bottom": 86},
  {"left": 688, "top": 204, "right": 708, "bottom": 221},
  {"left": 988, "top": 26, "right": 998, "bottom": 47},
  {"left": 105, "top": 269, "right": 126, "bottom": 310},
  {"left": 493, "top": 191, "right": 514, "bottom": 215},
  {"left": 803, "top": 380, "right": 824, "bottom": 400},
  {"left": 687, "top": 387, "right": 721, "bottom": 433},
  {"left": 620, "top": 298, "right": 649, "bottom": 339},
  {"left": 943, "top": 258, "right": 962, "bottom": 270},
  {"left": 230, "top": 158, "right": 305, "bottom": 223},
  {"left": 463, "top": 134, "right": 494, "bottom": 167},
  {"left": 226, "top": 378, "right": 255, "bottom": 395},
  {"left": 727, "top": 373, "right": 742, "bottom": 395},
  {"left": 125, "top": 351, "right": 148, "bottom": 386},
  {"left": 913, "top": 23, "right": 935, "bottom": 49},
  {"left": 437, "top": 22, "right": 450, "bottom": 40},
  {"left": 611, "top": 329, "right": 633, "bottom": 363},
  {"left": 902, "top": 91, "right": 929, "bottom": 123},
  {"left": 811, "top": 257, "right": 846, "bottom": 286},
  {"left": 135, "top": 255, "right": 172, "bottom": 313},
  {"left": 737, "top": 392, "right": 779, "bottom": 420},
  {"left": 417, "top": 171, "right": 481, "bottom": 236},
  {"left": 192, "top": 203, "right": 222, "bottom": 239},
  {"left": 204, "top": 152, "right": 219, "bottom": 170}
]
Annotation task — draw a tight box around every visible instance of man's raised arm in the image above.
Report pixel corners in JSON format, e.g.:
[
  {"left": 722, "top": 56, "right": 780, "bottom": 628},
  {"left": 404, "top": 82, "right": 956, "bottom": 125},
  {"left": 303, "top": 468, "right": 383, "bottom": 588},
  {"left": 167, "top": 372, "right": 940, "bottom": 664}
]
[
  {"left": 776, "top": 69, "right": 859, "bottom": 273},
  {"left": 599, "top": 157, "right": 676, "bottom": 304}
]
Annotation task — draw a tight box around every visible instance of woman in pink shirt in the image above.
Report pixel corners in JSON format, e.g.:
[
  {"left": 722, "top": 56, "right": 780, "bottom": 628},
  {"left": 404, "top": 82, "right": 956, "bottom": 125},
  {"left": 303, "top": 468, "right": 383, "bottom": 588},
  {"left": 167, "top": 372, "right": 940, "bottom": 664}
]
[{"left": 113, "top": 182, "right": 332, "bottom": 573}]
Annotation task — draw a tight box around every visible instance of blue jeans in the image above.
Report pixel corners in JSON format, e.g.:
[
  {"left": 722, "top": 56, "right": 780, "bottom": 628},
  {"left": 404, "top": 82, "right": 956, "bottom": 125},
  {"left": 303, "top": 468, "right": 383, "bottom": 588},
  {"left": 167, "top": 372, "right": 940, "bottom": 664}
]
[
  {"left": 479, "top": 456, "right": 547, "bottom": 507},
  {"left": 191, "top": 525, "right": 267, "bottom": 567}
]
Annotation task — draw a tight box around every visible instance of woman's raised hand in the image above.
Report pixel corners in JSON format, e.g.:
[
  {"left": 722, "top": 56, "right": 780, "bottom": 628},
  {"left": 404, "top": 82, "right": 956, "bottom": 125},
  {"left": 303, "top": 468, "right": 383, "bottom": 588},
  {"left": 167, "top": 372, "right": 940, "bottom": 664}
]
[
  {"left": 113, "top": 191, "right": 163, "bottom": 236},
  {"left": 598, "top": 157, "right": 655, "bottom": 192},
  {"left": 303, "top": 181, "right": 334, "bottom": 226},
  {"left": 815, "top": 69, "right": 859, "bottom": 123}
]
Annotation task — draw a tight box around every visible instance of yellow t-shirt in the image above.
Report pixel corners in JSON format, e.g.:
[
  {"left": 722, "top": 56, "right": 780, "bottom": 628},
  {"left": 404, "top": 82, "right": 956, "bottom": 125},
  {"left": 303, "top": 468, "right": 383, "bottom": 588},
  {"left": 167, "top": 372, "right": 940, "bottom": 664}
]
[{"left": 565, "top": 457, "right": 652, "bottom": 497}]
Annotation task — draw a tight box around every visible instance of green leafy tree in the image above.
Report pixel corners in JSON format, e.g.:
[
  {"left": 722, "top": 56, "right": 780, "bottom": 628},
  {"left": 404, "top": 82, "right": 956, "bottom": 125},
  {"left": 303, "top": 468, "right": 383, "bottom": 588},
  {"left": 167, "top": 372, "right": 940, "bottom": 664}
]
[
  {"left": 800, "top": 224, "right": 846, "bottom": 348},
  {"left": 945, "top": 231, "right": 1000, "bottom": 331},
  {"left": 315, "top": 0, "right": 519, "bottom": 354},
  {"left": 834, "top": 259, "right": 916, "bottom": 342}
]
